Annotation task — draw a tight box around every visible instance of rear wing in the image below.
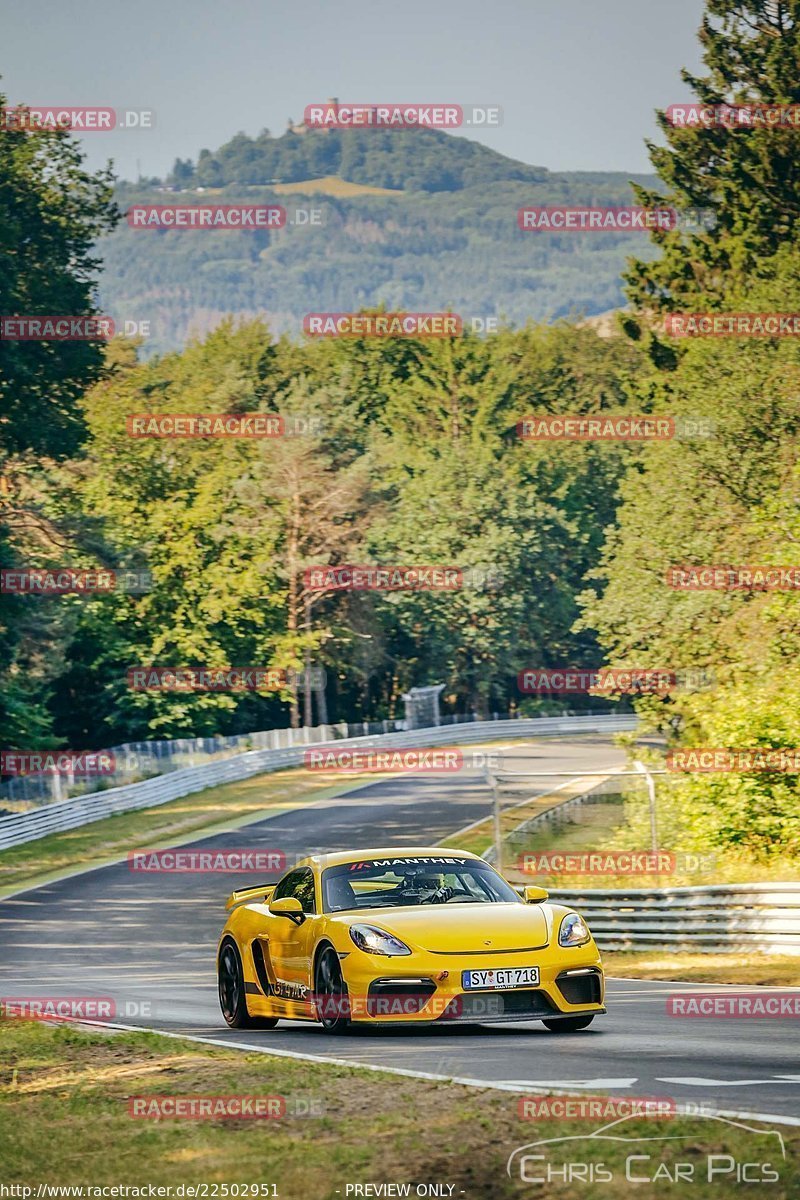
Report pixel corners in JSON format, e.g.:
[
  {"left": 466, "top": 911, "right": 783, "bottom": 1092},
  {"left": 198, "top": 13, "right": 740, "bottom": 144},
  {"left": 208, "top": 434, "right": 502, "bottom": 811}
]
[{"left": 225, "top": 884, "right": 276, "bottom": 911}]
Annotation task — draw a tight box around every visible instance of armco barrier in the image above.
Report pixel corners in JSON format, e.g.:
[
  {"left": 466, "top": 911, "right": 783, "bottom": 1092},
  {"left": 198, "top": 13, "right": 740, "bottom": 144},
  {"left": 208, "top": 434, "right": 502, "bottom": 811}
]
[
  {"left": 0, "top": 714, "right": 636, "bottom": 850},
  {"left": 552, "top": 883, "right": 800, "bottom": 956}
]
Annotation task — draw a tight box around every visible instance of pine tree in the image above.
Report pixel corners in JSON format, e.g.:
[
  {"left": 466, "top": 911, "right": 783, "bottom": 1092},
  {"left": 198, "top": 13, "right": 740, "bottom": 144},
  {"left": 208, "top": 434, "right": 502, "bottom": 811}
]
[{"left": 625, "top": 0, "right": 800, "bottom": 324}]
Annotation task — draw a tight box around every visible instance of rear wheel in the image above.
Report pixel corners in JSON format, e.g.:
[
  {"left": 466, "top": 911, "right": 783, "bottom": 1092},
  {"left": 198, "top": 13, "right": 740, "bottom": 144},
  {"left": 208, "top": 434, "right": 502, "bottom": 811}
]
[
  {"left": 218, "top": 938, "right": 279, "bottom": 1029},
  {"left": 543, "top": 1015, "right": 595, "bottom": 1032},
  {"left": 315, "top": 946, "right": 350, "bottom": 1034}
]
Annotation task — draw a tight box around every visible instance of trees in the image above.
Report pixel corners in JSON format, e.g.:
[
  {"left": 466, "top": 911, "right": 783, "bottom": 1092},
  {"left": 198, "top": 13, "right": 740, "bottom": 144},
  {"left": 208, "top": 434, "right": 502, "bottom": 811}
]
[
  {"left": 625, "top": 0, "right": 800, "bottom": 320},
  {"left": 0, "top": 89, "right": 118, "bottom": 745},
  {"left": 30, "top": 315, "right": 642, "bottom": 743},
  {"left": 73, "top": 326, "right": 290, "bottom": 740},
  {"left": 0, "top": 90, "right": 118, "bottom": 459},
  {"left": 170, "top": 127, "right": 549, "bottom": 194},
  {"left": 579, "top": 1, "right": 800, "bottom": 858},
  {"left": 233, "top": 379, "right": 373, "bottom": 728},
  {"left": 167, "top": 158, "right": 195, "bottom": 188}
]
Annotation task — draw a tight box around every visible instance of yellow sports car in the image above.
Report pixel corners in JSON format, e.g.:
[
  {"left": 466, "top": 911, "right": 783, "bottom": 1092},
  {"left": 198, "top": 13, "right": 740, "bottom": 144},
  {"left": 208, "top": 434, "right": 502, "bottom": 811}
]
[{"left": 217, "top": 846, "right": 605, "bottom": 1033}]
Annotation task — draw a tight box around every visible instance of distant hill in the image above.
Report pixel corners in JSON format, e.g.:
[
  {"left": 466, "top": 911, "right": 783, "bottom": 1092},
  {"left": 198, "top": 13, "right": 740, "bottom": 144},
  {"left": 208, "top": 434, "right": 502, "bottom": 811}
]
[
  {"left": 101, "top": 127, "right": 660, "bottom": 355},
  {"left": 165, "top": 125, "right": 552, "bottom": 193}
]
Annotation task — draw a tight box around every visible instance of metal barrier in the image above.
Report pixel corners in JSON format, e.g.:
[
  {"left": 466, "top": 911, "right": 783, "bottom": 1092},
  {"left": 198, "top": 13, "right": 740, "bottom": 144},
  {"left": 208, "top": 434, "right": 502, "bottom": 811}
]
[
  {"left": 0, "top": 721, "right": 363, "bottom": 807},
  {"left": 553, "top": 883, "right": 800, "bottom": 956},
  {"left": 0, "top": 709, "right": 613, "bottom": 807},
  {"left": 485, "top": 762, "right": 662, "bottom": 873},
  {"left": 0, "top": 713, "right": 636, "bottom": 850}
]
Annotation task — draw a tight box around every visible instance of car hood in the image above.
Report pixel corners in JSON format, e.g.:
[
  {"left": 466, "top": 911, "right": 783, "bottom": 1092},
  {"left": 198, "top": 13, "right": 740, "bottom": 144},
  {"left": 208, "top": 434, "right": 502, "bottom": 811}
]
[{"left": 337, "top": 902, "right": 551, "bottom": 953}]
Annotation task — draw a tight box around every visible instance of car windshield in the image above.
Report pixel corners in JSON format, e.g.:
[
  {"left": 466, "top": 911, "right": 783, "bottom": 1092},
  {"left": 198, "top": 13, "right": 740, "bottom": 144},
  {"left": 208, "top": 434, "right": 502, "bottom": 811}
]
[{"left": 322, "top": 855, "right": 521, "bottom": 912}]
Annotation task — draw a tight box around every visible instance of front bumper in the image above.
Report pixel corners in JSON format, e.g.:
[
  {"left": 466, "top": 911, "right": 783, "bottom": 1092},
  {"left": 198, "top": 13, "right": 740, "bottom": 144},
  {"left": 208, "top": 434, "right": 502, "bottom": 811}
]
[{"left": 339, "top": 949, "right": 605, "bottom": 1024}]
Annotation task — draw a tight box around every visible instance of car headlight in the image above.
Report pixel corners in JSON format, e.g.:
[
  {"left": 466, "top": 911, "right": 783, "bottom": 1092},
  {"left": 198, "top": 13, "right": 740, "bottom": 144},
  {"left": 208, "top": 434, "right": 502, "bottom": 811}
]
[
  {"left": 559, "top": 913, "right": 591, "bottom": 947},
  {"left": 349, "top": 924, "right": 412, "bottom": 956}
]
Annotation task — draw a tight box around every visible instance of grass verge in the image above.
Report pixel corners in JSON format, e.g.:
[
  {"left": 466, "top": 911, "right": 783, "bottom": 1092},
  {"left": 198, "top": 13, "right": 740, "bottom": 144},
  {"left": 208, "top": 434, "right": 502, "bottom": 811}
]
[
  {"left": 501, "top": 791, "right": 800, "bottom": 888},
  {"left": 0, "top": 769, "right": 377, "bottom": 897},
  {"left": 603, "top": 952, "right": 800, "bottom": 986},
  {"left": 1, "top": 1018, "right": 797, "bottom": 1198}
]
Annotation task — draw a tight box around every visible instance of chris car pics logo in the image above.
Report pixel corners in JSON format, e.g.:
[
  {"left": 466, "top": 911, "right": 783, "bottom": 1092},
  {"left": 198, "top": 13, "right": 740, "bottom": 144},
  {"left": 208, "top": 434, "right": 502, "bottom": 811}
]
[{"left": 507, "top": 1113, "right": 785, "bottom": 1186}]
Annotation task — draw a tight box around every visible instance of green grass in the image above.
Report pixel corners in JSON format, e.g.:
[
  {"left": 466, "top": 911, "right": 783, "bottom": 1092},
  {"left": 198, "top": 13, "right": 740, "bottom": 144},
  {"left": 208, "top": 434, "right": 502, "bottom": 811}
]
[
  {"left": 447, "top": 777, "right": 612, "bottom": 861},
  {"left": 505, "top": 792, "right": 800, "bottom": 888},
  {"left": 603, "top": 951, "right": 800, "bottom": 986},
  {"left": 1, "top": 1018, "right": 797, "bottom": 1198},
  {"left": 513, "top": 801, "right": 626, "bottom": 854}
]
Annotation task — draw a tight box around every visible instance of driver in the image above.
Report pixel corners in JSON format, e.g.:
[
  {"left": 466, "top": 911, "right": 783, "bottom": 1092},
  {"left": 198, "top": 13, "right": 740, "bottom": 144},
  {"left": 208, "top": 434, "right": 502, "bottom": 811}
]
[{"left": 400, "top": 868, "right": 454, "bottom": 903}]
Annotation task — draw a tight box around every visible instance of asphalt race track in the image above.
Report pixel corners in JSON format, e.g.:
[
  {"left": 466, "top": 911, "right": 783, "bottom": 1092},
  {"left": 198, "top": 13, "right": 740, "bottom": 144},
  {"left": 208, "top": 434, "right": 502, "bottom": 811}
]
[{"left": 1, "top": 736, "right": 798, "bottom": 1123}]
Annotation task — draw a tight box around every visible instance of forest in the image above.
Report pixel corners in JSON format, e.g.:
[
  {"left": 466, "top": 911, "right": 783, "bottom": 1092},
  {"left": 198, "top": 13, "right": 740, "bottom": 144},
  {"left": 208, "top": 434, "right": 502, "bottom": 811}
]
[{"left": 2, "top": 1, "right": 800, "bottom": 865}]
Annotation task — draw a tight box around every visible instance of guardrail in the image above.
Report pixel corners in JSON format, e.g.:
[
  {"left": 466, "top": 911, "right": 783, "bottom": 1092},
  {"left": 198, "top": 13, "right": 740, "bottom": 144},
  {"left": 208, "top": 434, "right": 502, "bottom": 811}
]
[
  {"left": 0, "top": 708, "right": 624, "bottom": 807},
  {"left": 553, "top": 883, "right": 800, "bottom": 956},
  {"left": 0, "top": 713, "right": 636, "bottom": 850},
  {"left": 0, "top": 720, "right": 375, "bottom": 807}
]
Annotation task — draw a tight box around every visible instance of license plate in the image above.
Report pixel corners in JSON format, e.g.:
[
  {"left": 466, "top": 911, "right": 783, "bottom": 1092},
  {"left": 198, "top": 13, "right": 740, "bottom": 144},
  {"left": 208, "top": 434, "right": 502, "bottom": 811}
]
[{"left": 461, "top": 966, "right": 540, "bottom": 990}]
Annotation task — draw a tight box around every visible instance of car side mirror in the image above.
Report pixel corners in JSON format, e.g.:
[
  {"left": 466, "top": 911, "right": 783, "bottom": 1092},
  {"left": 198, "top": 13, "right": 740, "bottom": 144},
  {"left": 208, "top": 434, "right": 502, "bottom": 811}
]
[
  {"left": 524, "top": 885, "right": 549, "bottom": 903},
  {"left": 269, "top": 896, "right": 305, "bottom": 923}
]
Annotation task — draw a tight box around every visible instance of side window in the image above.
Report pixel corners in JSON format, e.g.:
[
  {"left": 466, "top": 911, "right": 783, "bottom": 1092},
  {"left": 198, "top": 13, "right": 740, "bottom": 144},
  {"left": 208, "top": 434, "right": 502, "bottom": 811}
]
[
  {"left": 272, "top": 869, "right": 301, "bottom": 903},
  {"left": 272, "top": 867, "right": 316, "bottom": 914},
  {"left": 292, "top": 867, "right": 316, "bottom": 914}
]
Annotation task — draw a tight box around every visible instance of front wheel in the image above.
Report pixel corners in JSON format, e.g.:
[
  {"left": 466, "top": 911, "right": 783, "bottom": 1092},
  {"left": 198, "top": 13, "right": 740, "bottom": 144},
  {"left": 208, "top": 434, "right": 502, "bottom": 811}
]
[
  {"left": 315, "top": 946, "right": 350, "bottom": 1034},
  {"left": 218, "top": 939, "right": 279, "bottom": 1029},
  {"left": 543, "top": 1015, "right": 595, "bottom": 1032}
]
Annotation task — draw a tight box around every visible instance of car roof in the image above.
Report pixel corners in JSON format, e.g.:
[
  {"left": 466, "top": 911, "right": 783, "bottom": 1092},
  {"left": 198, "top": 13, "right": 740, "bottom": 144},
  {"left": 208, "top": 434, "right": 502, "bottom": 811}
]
[{"left": 297, "top": 846, "right": 483, "bottom": 870}]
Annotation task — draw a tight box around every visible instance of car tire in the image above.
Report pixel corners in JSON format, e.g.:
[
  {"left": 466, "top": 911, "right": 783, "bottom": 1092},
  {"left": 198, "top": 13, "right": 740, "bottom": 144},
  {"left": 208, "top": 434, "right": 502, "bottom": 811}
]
[
  {"left": 543, "top": 1015, "right": 595, "bottom": 1032},
  {"left": 315, "top": 945, "right": 351, "bottom": 1034},
  {"left": 218, "top": 938, "right": 279, "bottom": 1029}
]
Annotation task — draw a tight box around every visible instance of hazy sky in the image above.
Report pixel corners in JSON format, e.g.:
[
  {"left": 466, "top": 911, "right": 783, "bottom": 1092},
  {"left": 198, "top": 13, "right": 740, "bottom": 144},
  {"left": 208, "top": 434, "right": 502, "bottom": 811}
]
[{"left": 1, "top": 0, "right": 706, "bottom": 180}]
